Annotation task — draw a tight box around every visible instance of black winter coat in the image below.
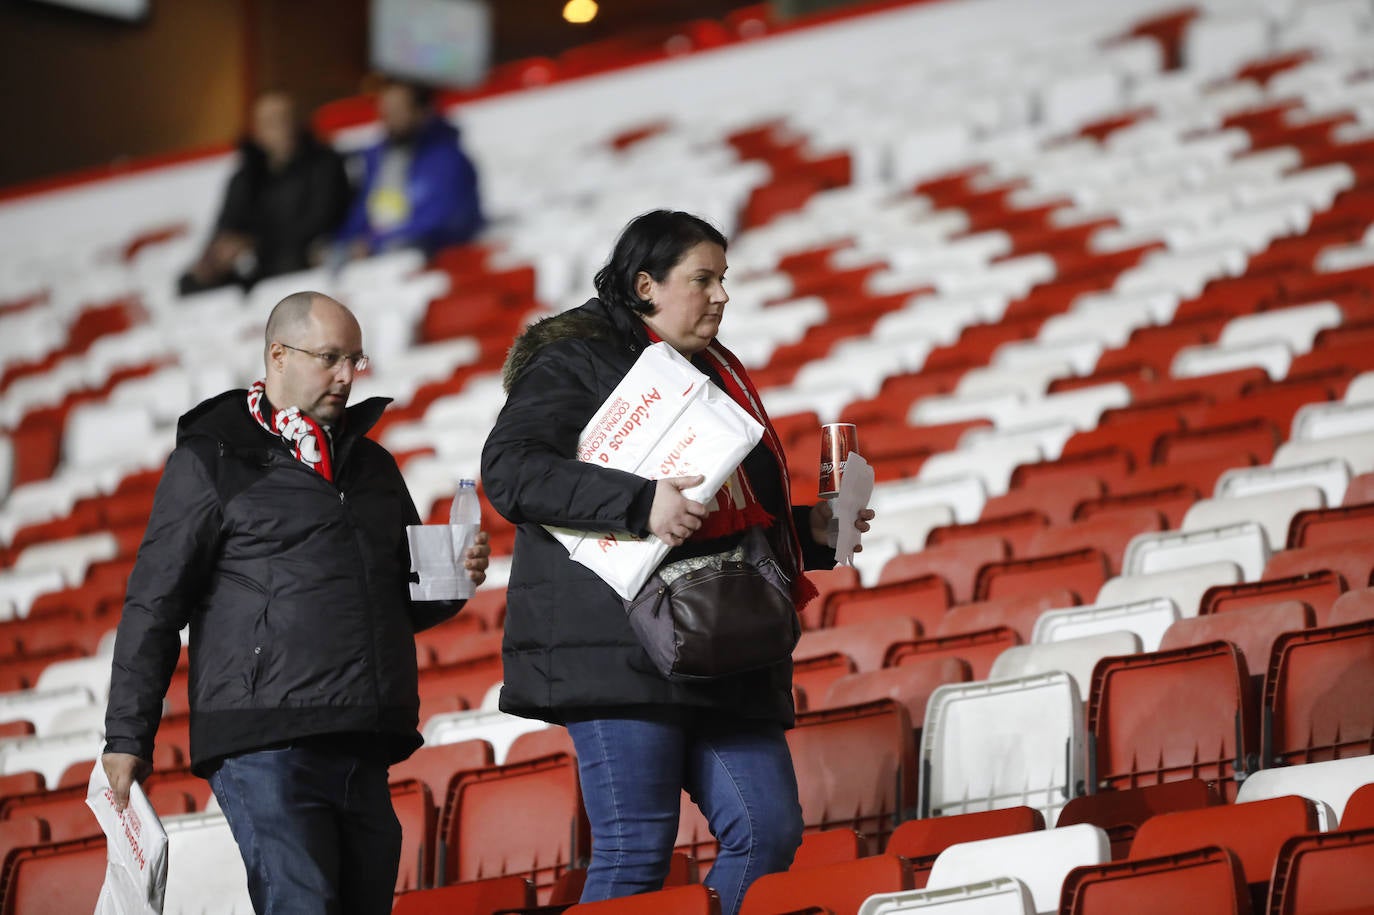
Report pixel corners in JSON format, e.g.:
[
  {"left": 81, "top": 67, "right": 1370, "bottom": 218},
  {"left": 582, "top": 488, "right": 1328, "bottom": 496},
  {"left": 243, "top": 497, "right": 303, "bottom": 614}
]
[
  {"left": 104, "top": 391, "right": 462, "bottom": 775},
  {"left": 480, "top": 298, "right": 832, "bottom": 727}
]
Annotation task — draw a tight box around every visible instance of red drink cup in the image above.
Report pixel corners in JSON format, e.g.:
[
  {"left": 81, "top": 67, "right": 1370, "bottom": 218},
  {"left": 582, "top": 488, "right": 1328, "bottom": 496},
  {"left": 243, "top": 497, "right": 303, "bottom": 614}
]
[{"left": 819, "top": 423, "right": 858, "bottom": 499}]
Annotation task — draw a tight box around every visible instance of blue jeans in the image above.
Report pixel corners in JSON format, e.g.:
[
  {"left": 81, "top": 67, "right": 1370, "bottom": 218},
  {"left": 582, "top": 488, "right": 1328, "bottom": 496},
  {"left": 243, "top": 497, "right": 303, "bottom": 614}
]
[
  {"left": 566, "top": 712, "right": 803, "bottom": 915},
  {"left": 208, "top": 742, "right": 401, "bottom": 915}
]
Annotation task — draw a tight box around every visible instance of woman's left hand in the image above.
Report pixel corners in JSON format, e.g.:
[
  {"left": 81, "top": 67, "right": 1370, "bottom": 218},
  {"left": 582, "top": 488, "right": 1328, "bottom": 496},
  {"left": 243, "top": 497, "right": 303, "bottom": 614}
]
[{"left": 809, "top": 502, "right": 876, "bottom": 551}]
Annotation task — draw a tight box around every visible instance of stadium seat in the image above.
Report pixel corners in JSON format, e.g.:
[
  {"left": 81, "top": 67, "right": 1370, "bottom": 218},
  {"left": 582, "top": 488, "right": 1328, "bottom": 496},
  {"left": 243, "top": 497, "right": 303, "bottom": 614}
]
[
  {"left": 1344, "top": 472, "right": 1374, "bottom": 505},
  {"left": 990, "top": 631, "right": 1141, "bottom": 699},
  {"left": 885, "top": 806, "right": 1045, "bottom": 888},
  {"left": 972, "top": 548, "right": 1110, "bottom": 604},
  {"left": 927, "top": 510, "right": 1048, "bottom": 557},
  {"left": 821, "top": 575, "right": 951, "bottom": 630},
  {"left": 802, "top": 566, "right": 862, "bottom": 630},
  {"left": 1263, "top": 620, "right": 1374, "bottom": 766},
  {"left": 1182, "top": 486, "right": 1325, "bottom": 553},
  {"left": 1264, "top": 539, "right": 1374, "bottom": 589},
  {"left": 1088, "top": 641, "right": 1256, "bottom": 800},
  {"left": 1057, "top": 779, "right": 1219, "bottom": 860},
  {"left": 390, "top": 739, "right": 496, "bottom": 809},
  {"left": 1288, "top": 502, "right": 1374, "bottom": 550},
  {"left": 1267, "top": 827, "right": 1374, "bottom": 915},
  {"left": 392, "top": 876, "right": 535, "bottom": 915},
  {"left": 0, "top": 834, "right": 106, "bottom": 915},
  {"left": 1159, "top": 600, "right": 1312, "bottom": 682},
  {"left": 1130, "top": 795, "right": 1323, "bottom": 907},
  {"left": 1026, "top": 510, "right": 1165, "bottom": 575},
  {"left": 1200, "top": 569, "right": 1345, "bottom": 624},
  {"left": 1341, "top": 784, "right": 1374, "bottom": 831},
  {"left": 739, "top": 854, "right": 914, "bottom": 915},
  {"left": 877, "top": 536, "right": 1009, "bottom": 603},
  {"left": 793, "top": 652, "right": 857, "bottom": 709},
  {"left": 795, "top": 617, "right": 921, "bottom": 673},
  {"left": 886, "top": 627, "right": 1021, "bottom": 680},
  {"left": 1273, "top": 430, "right": 1374, "bottom": 475},
  {"left": 820, "top": 659, "right": 970, "bottom": 726},
  {"left": 934, "top": 589, "right": 1075, "bottom": 642},
  {"left": 787, "top": 699, "right": 916, "bottom": 845},
  {"left": 1329, "top": 588, "right": 1374, "bottom": 625},
  {"left": 416, "top": 654, "right": 504, "bottom": 713},
  {"left": 0, "top": 730, "right": 104, "bottom": 789},
  {"left": 919, "top": 672, "right": 1084, "bottom": 826},
  {"left": 1215, "top": 459, "right": 1350, "bottom": 511},
  {"left": 858, "top": 878, "right": 1034, "bottom": 915},
  {"left": 1292, "top": 399, "right": 1374, "bottom": 441},
  {"left": 438, "top": 752, "right": 589, "bottom": 899},
  {"left": 1038, "top": 593, "right": 1181, "bottom": 651},
  {"left": 791, "top": 827, "right": 863, "bottom": 871},
  {"left": 392, "top": 779, "right": 436, "bottom": 892},
  {"left": 0, "top": 784, "right": 97, "bottom": 842},
  {"left": 505, "top": 726, "right": 575, "bottom": 765},
  {"left": 1152, "top": 418, "right": 1281, "bottom": 467},
  {"left": 566, "top": 884, "right": 720, "bottom": 914},
  {"left": 925, "top": 824, "right": 1110, "bottom": 915},
  {"left": 421, "top": 710, "right": 548, "bottom": 765},
  {"left": 1058, "top": 845, "right": 1251, "bottom": 915},
  {"left": 161, "top": 811, "right": 253, "bottom": 914},
  {"left": 1122, "top": 522, "right": 1268, "bottom": 582}
]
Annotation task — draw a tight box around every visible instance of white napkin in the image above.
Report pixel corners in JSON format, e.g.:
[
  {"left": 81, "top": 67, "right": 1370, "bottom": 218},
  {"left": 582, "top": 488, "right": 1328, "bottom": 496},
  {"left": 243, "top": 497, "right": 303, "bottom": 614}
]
[
  {"left": 407, "top": 524, "right": 477, "bottom": 601},
  {"left": 833, "top": 451, "right": 874, "bottom": 567}
]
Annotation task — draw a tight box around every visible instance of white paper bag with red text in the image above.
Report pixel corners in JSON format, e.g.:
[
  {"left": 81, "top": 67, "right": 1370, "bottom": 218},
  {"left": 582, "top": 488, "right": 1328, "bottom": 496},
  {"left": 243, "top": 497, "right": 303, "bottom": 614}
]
[
  {"left": 87, "top": 761, "right": 167, "bottom": 915},
  {"left": 545, "top": 342, "right": 764, "bottom": 600}
]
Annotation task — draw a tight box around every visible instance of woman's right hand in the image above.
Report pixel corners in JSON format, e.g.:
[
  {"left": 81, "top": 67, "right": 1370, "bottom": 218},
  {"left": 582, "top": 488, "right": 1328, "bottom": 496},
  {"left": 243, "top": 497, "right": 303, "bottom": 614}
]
[{"left": 649, "top": 475, "right": 709, "bottom": 547}]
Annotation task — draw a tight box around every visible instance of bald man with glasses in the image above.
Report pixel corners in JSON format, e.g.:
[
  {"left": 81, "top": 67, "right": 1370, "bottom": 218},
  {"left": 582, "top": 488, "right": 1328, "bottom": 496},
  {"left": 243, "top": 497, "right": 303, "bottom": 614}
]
[{"left": 102, "top": 291, "right": 490, "bottom": 914}]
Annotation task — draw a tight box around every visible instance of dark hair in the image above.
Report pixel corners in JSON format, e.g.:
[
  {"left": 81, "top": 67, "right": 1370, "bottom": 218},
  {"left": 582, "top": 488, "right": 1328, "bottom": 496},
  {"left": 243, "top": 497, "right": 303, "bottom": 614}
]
[
  {"left": 594, "top": 210, "right": 728, "bottom": 315},
  {"left": 380, "top": 77, "right": 435, "bottom": 110}
]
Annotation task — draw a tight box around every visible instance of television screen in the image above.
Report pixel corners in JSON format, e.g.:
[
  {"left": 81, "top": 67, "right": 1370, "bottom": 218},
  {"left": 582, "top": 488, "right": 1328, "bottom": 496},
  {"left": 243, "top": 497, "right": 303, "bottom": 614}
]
[
  {"left": 30, "top": 0, "right": 149, "bottom": 21},
  {"left": 370, "top": 0, "right": 492, "bottom": 89}
]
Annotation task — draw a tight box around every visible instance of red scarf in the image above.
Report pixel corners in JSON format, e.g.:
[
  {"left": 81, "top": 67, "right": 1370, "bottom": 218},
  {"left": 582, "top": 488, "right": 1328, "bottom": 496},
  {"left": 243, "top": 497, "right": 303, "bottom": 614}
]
[
  {"left": 246, "top": 381, "right": 335, "bottom": 482},
  {"left": 643, "top": 329, "right": 819, "bottom": 608}
]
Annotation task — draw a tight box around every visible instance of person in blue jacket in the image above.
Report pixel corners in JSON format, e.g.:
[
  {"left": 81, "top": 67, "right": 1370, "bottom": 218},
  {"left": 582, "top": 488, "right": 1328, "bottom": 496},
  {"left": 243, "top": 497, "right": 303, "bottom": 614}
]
[{"left": 338, "top": 79, "right": 484, "bottom": 258}]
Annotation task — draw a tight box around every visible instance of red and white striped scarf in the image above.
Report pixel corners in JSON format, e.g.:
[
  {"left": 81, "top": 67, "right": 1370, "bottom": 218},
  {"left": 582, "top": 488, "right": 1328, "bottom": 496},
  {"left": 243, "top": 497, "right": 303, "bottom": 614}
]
[{"left": 246, "top": 380, "right": 335, "bottom": 482}]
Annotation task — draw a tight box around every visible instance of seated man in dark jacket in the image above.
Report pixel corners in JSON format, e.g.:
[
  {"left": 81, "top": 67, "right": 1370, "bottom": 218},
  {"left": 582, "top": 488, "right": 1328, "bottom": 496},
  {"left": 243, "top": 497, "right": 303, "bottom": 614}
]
[
  {"left": 180, "top": 92, "right": 351, "bottom": 294},
  {"left": 101, "top": 291, "right": 490, "bottom": 915},
  {"left": 336, "top": 79, "right": 484, "bottom": 258}
]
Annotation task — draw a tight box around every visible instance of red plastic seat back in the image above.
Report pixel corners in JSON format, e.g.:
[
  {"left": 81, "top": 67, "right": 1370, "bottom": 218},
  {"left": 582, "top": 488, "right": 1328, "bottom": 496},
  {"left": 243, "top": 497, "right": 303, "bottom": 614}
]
[
  {"left": 1268, "top": 827, "right": 1374, "bottom": 915},
  {"left": 1265, "top": 620, "right": 1374, "bottom": 765},
  {"left": 1060, "top": 845, "right": 1251, "bottom": 915}
]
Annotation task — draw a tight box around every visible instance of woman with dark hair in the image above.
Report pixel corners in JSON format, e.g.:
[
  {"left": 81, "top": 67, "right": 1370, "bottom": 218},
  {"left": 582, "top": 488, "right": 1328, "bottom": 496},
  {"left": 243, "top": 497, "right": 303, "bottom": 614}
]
[{"left": 481, "top": 210, "right": 872, "bottom": 913}]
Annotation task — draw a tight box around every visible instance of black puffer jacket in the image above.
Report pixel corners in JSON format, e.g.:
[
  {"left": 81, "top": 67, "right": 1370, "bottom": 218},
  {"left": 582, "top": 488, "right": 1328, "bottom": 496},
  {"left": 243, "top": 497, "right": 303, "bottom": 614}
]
[
  {"left": 104, "top": 391, "right": 462, "bottom": 775},
  {"left": 480, "top": 298, "right": 831, "bottom": 727}
]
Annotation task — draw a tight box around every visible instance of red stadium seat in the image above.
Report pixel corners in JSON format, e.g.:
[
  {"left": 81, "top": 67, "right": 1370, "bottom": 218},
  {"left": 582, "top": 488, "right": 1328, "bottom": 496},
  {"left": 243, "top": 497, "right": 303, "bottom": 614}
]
[
  {"left": 505, "top": 727, "right": 575, "bottom": 765},
  {"left": 1268, "top": 827, "right": 1374, "bottom": 915},
  {"left": 0, "top": 818, "right": 48, "bottom": 871},
  {"left": 1343, "top": 472, "right": 1374, "bottom": 506},
  {"left": 983, "top": 472, "right": 1107, "bottom": 527},
  {"left": 1264, "top": 541, "right": 1374, "bottom": 591},
  {"left": 885, "top": 627, "right": 1021, "bottom": 680},
  {"left": 0, "top": 834, "right": 106, "bottom": 915},
  {"left": 819, "top": 658, "right": 970, "bottom": 726},
  {"left": 0, "top": 786, "right": 97, "bottom": 842},
  {"left": 927, "top": 510, "right": 1048, "bottom": 557},
  {"left": 973, "top": 547, "right": 1111, "bottom": 604},
  {"left": 795, "top": 617, "right": 920, "bottom": 673},
  {"left": 1129, "top": 795, "right": 1323, "bottom": 907},
  {"left": 417, "top": 654, "right": 503, "bottom": 714},
  {"left": 877, "top": 536, "right": 1008, "bottom": 604},
  {"left": 1160, "top": 600, "right": 1313, "bottom": 682},
  {"left": 1057, "top": 779, "right": 1220, "bottom": 860},
  {"left": 1063, "top": 412, "right": 1183, "bottom": 469},
  {"left": 787, "top": 699, "right": 916, "bottom": 847},
  {"left": 1088, "top": 642, "right": 1257, "bottom": 800},
  {"left": 1287, "top": 503, "right": 1374, "bottom": 549},
  {"left": 392, "top": 779, "right": 436, "bottom": 892},
  {"left": 1330, "top": 588, "right": 1374, "bottom": 625},
  {"left": 1200, "top": 570, "right": 1346, "bottom": 626},
  {"left": 392, "top": 876, "right": 535, "bottom": 915},
  {"left": 1059, "top": 845, "right": 1251, "bottom": 915},
  {"left": 1264, "top": 620, "right": 1374, "bottom": 766},
  {"left": 739, "top": 853, "right": 913, "bottom": 915},
  {"left": 1341, "top": 783, "right": 1374, "bottom": 830},
  {"left": 1027, "top": 510, "right": 1166, "bottom": 575},
  {"left": 438, "top": 752, "right": 589, "bottom": 900},
  {"left": 934, "top": 589, "right": 1075, "bottom": 642},
  {"left": 800, "top": 567, "right": 860, "bottom": 630},
  {"left": 790, "top": 828, "right": 862, "bottom": 871},
  {"left": 1152, "top": 419, "right": 1281, "bottom": 467},
  {"left": 1009, "top": 451, "right": 1127, "bottom": 508},
  {"left": 1073, "top": 483, "right": 1198, "bottom": 529},
  {"left": 566, "top": 884, "right": 720, "bottom": 914},
  {"left": 1125, "top": 454, "right": 1256, "bottom": 498},
  {"left": 821, "top": 575, "right": 950, "bottom": 631},
  {"left": 885, "top": 806, "right": 1044, "bottom": 888}
]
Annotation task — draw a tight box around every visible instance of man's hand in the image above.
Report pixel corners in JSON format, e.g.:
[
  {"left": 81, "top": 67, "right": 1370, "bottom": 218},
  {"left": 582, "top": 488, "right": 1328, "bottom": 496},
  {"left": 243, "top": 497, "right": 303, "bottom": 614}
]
[
  {"left": 465, "top": 530, "right": 491, "bottom": 587},
  {"left": 649, "top": 475, "right": 709, "bottom": 548},
  {"left": 809, "top": 502, "right": 876, "bottom": 550},
  {"left": 101, "top": 752, "right": 152, "bottom": 812}
]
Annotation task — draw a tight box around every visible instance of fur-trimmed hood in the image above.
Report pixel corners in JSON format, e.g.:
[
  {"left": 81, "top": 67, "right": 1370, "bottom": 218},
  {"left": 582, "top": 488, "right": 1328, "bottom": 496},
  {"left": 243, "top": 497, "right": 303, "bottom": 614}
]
[{"left": 501, "top": 297, "right": 646, "bottom": 393}]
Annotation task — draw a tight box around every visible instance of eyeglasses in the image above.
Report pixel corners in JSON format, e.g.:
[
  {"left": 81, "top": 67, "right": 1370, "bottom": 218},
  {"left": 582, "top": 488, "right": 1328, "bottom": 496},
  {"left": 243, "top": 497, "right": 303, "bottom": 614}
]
[{"left": 278, "top": 343, "right": 369, "bottom": 373}]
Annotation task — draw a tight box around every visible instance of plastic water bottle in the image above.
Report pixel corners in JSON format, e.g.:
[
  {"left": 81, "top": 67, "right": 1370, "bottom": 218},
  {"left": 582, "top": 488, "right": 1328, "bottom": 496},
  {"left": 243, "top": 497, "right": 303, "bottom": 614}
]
[{"left": 450, "top": 478, "right": 481, "bottom": 526}]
